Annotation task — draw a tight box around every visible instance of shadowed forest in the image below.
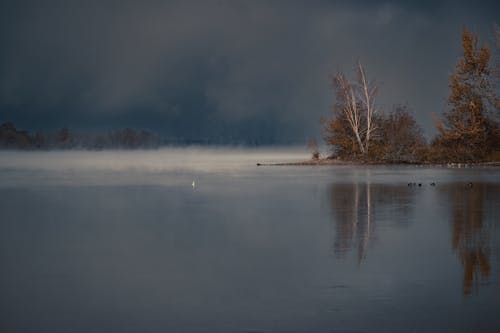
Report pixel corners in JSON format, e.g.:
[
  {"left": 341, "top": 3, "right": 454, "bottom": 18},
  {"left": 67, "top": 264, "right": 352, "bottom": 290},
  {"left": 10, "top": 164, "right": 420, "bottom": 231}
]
[{"left": 0, "top": 123, "right": 163, "bottom": 149}]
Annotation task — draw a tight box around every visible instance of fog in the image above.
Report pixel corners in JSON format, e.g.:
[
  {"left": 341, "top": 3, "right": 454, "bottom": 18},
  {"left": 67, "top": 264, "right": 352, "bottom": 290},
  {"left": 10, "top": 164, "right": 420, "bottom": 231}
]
[
  {"left": 0, "top": 148, "right": 310, "bottom": 172},
  {"left": 1, "top": 149, "right": 499, "bottom": 332},
  {"left": 0, "top": 148, "right": 310, "bottom": 186}
]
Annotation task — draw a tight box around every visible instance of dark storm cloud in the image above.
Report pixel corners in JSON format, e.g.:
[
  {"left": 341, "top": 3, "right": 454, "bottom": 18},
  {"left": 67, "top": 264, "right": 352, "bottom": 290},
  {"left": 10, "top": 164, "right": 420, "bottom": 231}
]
[{"left": 0, "top": 0, "right": 499, "bottom": 142}]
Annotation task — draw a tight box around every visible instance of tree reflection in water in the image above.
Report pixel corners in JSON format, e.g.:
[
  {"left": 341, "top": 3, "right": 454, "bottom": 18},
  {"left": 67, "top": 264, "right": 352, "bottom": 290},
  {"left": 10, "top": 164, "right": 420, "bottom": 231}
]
[
  {"left": 327, "top": 182, "right": 416, "bottom": 263},
  {"left": 439, "top": 183, "right": 500, "bottom": 296}
]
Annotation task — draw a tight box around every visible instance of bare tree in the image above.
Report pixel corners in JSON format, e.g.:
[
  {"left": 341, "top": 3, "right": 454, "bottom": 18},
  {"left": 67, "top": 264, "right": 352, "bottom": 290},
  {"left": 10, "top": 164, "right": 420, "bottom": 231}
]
[
  {"left": 333, "top": 72, "right": 365, "bottom": 153},
  {"left": 328, "top": 62, "right": 378, "bottom": 156},
  {"left": 357, "top": 63, "right": 378, "bottom": 154}
]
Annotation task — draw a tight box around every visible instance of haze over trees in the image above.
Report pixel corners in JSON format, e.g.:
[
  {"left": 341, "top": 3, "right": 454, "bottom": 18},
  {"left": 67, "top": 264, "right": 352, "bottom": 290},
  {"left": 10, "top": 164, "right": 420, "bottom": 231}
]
[{"left": 0, "top": 123, "right": 162, "bottom": 150}]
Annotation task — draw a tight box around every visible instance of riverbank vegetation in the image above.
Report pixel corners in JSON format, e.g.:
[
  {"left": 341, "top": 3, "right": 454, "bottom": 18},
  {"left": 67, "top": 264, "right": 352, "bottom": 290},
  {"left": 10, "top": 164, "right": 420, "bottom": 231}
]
[{"left": 322, "top": 27, "right": 500, "bottom": 164}]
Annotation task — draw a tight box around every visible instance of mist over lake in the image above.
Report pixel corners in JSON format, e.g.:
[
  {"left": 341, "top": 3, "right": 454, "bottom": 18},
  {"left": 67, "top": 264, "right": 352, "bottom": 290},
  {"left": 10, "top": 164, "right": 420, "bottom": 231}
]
[
  {"left": 0, "top": 148, "right": 499, "bottom": 332},
  {"left": 1, "top": 0, "right": 499, "bottom": 330}
]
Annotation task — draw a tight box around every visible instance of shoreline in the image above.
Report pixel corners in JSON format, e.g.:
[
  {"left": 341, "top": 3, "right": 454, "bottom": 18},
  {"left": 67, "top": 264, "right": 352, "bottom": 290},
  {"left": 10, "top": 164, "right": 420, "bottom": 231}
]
[{"left": 257, "top": 158, "right": 500, "bottom": 168}]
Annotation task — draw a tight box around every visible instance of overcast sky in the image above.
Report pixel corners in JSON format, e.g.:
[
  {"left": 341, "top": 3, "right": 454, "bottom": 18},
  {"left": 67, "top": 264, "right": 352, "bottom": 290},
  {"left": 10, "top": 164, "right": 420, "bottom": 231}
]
[{"left": 0, "top": 0, "right": 498, "bottom": 143}]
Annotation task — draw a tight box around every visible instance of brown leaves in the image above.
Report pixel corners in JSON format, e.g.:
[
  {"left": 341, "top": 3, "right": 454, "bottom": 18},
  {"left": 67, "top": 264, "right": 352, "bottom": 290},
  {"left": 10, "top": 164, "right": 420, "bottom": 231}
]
[{"left": 435, "top": 28, "right": 497, "bottom": 162}]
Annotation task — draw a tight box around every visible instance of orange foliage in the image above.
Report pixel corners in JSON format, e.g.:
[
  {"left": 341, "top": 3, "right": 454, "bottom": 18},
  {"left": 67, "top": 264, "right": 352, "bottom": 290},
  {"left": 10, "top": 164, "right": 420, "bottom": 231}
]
[{"left": 434, "top": 28, "right": 499, "bottom": 162}]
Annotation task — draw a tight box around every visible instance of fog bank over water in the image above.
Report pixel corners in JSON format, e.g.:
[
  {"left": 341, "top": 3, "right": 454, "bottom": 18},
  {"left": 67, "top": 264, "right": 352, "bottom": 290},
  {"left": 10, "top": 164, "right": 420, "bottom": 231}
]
[
  {"left": 2, "top": 149, "right": 500, "bottom": 188},
  {"left": 0, "top": 148, "right": 310, "bottom": 186},
  {"left": 0, "top": 148, "right": 308, "bottom": 172}
]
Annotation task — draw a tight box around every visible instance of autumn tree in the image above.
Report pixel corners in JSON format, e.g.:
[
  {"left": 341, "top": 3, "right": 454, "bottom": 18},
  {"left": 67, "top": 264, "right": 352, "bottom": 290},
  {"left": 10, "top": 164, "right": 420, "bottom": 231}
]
[
  {"left": 377, "top": 105, "right": 427, "bottom": 163},
  {"left": 494, "top": 24, "right": 500, "bottom": 114},
  {"left": 435, "top": 28, "right": 498, "bottom": 162},
  {"left": 324, "top": 62, "right": 379, "bottom": 159}
]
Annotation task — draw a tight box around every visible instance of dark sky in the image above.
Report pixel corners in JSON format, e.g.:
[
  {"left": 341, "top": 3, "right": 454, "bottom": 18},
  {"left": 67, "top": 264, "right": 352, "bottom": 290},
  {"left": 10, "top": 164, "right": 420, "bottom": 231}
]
[{"left": 0, "top": 0, "right": 498, "bottom": 143}]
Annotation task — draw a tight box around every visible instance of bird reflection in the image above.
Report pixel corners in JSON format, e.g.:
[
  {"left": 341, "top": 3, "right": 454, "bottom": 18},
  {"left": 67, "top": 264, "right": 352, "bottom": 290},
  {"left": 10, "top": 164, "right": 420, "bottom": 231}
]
[
  {"left": 439, "top": 183, "right": 500, "bottom": 296},
  {"left": 327, "top": 182, "right": 416, "bottom": 263}
]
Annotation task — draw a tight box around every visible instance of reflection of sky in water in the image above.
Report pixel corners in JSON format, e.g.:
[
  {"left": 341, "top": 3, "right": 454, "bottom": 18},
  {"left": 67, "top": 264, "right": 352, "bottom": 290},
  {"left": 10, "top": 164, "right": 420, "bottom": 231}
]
[{"left": 0, "top": 150, "right": 499, "bottom": 332}]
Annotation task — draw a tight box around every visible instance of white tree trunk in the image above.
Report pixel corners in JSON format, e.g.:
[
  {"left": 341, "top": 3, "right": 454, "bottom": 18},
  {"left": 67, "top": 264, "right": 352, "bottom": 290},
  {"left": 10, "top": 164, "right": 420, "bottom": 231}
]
[
  {"left": 335, "top": 73, "right": 365, "bottom": 154},
  {"left": 357, "top": 63, "right": 377, "bottom": 154}
]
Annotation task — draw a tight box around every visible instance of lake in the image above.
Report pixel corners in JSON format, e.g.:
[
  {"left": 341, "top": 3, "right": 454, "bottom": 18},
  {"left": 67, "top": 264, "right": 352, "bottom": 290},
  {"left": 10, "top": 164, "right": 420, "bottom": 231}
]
[{"left": 1, "top": 148, "right": 499, "bottom": 333}]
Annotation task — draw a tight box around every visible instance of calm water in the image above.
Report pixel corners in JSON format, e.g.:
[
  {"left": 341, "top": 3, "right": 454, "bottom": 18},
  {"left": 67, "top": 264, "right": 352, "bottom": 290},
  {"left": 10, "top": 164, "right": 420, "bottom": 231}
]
[{"left": 1, "top": 149, "right": 499, "bottom": 333}]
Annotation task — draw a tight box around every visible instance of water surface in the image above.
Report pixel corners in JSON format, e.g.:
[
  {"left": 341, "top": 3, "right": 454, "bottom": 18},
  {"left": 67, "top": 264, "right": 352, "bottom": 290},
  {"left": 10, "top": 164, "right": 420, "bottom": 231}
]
[{"left": 1, "top": 149, "right": 499, "bottom": 332}]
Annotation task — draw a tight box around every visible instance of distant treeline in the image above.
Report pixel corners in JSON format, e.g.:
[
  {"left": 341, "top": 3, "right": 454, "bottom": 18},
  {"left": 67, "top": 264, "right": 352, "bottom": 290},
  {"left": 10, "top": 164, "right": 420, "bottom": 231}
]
[
  {"left": 320, "top": 27, "right": 500, "bottom": 164},
  {"left": 0, "top": 122, "right": 164, "bottom": 150},
  {"left": 0, "top": 122, "right": 279, "bottom": 149}
]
